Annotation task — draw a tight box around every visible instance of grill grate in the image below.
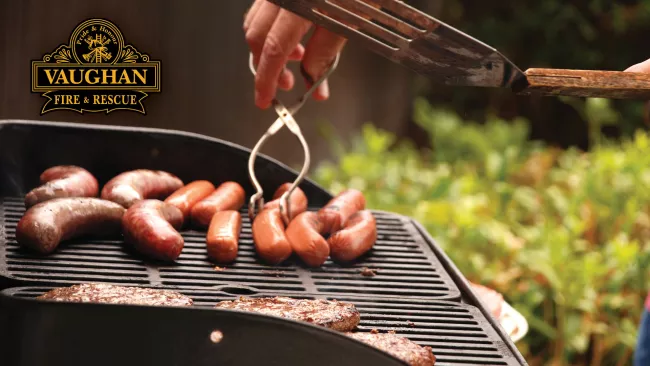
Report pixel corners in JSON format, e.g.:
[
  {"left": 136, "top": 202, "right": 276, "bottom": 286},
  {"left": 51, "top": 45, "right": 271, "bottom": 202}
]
[
  {"left": 0, "top": 196, "right": 460, "bottom": 300},
  {"left": 4, "top": 286, "right": 519, "bottom": 366}
]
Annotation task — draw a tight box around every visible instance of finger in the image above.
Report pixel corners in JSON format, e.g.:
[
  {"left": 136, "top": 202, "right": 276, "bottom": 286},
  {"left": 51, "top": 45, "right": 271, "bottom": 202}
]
[
  {"left": 301, "top": 26, "right": 347, "bottom": 100},
  {"left": 243, "top": 0, "right": 264, "bottom": 32},
  {"left": 245, "top": 1, "right": 280, "bottom": 61},
  {"left": 625, "top": 59, "right": 650, "bottom": 73},
  {"left": 278, "top": 68, "right": 295, "bottom": 91},
  {"left": 255, "top": 10, "right": 312, "bottom": 109},
  {"left": 313, "top": 79, "right": 330, "bottom": 101},
  {"left": 287, "top": 43, "right": 305, "bottom": 61}
]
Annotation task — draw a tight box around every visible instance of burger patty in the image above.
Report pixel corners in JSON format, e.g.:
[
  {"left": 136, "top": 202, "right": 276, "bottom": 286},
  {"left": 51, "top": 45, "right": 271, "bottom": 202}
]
[
  {"left": 37, "top": 283, "right": 193, "bottom": 307},
  {"left": 346, "top": 331, "right": 436, "bottom": 366},
  {"left": 214, "top": 296, "right": 360, "bottom": 331}
]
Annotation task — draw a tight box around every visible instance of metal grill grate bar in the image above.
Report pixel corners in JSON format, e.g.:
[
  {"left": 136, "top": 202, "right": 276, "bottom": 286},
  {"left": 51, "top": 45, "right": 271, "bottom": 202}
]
[{"left": 0, "top": 197, "right": 462, "bottom": 300}]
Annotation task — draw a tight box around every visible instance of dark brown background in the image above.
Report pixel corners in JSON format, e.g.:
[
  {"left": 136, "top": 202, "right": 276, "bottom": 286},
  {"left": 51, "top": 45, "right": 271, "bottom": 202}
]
[{"left": 0, "top": 0, "right": 440, "bottom": 167}]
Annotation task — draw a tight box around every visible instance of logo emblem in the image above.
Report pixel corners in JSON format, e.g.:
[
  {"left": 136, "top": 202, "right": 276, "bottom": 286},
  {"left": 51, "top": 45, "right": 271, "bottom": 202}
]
[{"left": 32, "top": 18, "right": 161, "bottom": 115}]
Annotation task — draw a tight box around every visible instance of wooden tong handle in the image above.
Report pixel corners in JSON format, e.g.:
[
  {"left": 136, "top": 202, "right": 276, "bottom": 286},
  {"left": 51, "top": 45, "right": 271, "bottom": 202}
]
[{"left": 514, "top": 68, "right": 650, "bottom": 99}]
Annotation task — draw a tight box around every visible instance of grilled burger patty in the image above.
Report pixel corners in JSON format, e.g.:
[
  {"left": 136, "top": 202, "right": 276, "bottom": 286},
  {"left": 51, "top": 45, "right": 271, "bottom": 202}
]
[
  {"left": 37, "top": 283, "right": 193, "bottom": 306},
  {"left": 346, "top": 331, "right": 436, "bottom": 366},
  {"left": 214, "top": 296, "right": 360, "bottom": 331}
]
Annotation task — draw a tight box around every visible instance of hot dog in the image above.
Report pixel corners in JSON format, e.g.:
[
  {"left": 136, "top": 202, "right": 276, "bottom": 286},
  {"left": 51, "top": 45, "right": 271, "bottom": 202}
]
[
  {"left": 164, "top": 180, "right": 215, "bottom": 223},
  {"left": 25, "top": 166, "right": 99, "bottom": 208},
  {"left": 252, "top": 208, "right": 293, "bottom": 265},
  {"left": 101, "top": 169, "right": 184, "bottom": 208},
  {"left": 263, "top": 183, "right": 308, "bottom": 221},
  {"left": 16, "top": 197, "right": 125, "bottom": 254},
  {"left": 190, "top": 182, "right": 245, "bottom": 228},
  {"left": 251, "top": 183, "right": 309, "bottom": 264},
  {"left": 121, "top": 200, "right": 184, "bottom": 262},
  {"left": 285, "top": 211, "right": 330, "bottom": 267},
  {"left": 328, "top": 210, "right": 377, "bottom": 263},
  {"left": 318, "top": 189, "right": 366, "bottom": 233},
  {"left": 206, "top": 210, "right": 241, "bottom": 264}
]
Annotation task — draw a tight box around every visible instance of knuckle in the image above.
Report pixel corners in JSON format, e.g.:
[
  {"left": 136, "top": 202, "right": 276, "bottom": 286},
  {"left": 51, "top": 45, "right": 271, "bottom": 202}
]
[
  {"left": 245, "top": 31, "right": 264, "bottom": 52},
  {"left": 262, "top": 35, "right": 286, "bottom": 60}
]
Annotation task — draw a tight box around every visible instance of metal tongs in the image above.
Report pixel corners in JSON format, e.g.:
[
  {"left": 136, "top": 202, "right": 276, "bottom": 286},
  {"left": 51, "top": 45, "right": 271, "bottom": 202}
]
[
  {"left": 248, "top": 52, "right": 340, "bottom": 225},
  {"left": 268, "top": 0, "right": 650, "bottom": 99}
]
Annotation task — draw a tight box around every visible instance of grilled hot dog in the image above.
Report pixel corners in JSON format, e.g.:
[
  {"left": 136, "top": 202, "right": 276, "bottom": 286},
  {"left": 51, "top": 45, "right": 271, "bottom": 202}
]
[
  {"left": 25, "top": 166, "right": 99, "bottom": 208},
  {"left": 16, "top": 197, "right": 125, "bottom": 254},
  {"left": 101, "top": 169, "right": 183, "bottom": 208},
  {"left": 264, "top": 183, "right": 308, "bottom": 221},
  {"left": 318, "top": 189, "right": 366, "bottom": 233},
  {"left": 286, "top": 211, "right": 330, "bottom": 267},
  {"left": 206, "top": 210, "right": 242, "bottom": 264},
  {"left": 190, "top": 182, "right": 245, "bottom": 227},
  {"left": 328, "top": 210, "right": 377, "bottom": 262},
  {"left": 164, "top": 180, "right": 215, "bottom": 223},
  {"left": 252, "top": 183, "right": 309, "bottom": 264},
  {"left": 122, "top": 200, "right": 184, "bottom": 262},
  {"left": 286, "top": 190, "right": 374, "bottom": 267},
  {"left": 252, "top": 208, "right": 293, "bottom": 265}
]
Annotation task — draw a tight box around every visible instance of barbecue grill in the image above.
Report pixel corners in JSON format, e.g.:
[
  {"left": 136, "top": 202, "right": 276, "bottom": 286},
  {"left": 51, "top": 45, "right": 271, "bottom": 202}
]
[{"left": 0, "top": 120, "right": 529, "bottom": 366}]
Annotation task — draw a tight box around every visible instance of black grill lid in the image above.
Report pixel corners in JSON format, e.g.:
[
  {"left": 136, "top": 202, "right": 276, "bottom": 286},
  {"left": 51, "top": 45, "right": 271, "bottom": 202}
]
[{"left": 0, "top": 119, "right": 332, "bottom": 204}]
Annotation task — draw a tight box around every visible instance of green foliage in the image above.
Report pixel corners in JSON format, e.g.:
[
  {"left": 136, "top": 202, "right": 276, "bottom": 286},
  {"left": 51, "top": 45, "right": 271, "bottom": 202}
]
[{"left": 314, "top": 99, "right": 650, "bottom": 366}]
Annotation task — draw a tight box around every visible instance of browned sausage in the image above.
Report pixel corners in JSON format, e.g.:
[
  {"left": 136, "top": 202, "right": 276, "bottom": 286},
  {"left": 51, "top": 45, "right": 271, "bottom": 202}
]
[
  {"left": 190, "top": 182, "right": 245, "bottom": 228},
  {"left": 101, "top": 169, "right": 184, "bottom": 208},
  {"left": 16, "top": 197, "right": 125, "bottom": 254},
  {"left": 252, "top": 208, "right": 293, "bottom": 264},
  {"left": 206, "top": 210, "right": 241, "bottom": 264},
  {"left": 263, "top": 183, "right": 308, "bottom": 221},
  {"left": 318, "top": 189, "right": 366, "bottom": 234},
  {"left": 328, "top": 210, "right": 377, "bottom": 262},
  {"left": 122, "top": 200, "right": 184, "bottom": 262},
  {"left": 286, "top": 211, "right": 330, "bottom": 267},
  {"left": 25, "top": 166, "right": 99, "bottom": 208},
  {"left": 164, "top": 180, "right": 215, "bottom": 223}
]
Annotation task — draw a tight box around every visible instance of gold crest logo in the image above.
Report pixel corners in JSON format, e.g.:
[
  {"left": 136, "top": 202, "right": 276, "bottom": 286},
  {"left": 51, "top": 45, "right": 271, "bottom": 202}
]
[{"left": 32, "top": 18, "right": 161, "bottom": 115}]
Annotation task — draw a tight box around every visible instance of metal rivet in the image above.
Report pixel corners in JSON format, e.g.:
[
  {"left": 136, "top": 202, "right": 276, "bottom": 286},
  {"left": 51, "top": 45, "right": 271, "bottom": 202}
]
[{"left": 210, "top": 330, "right": 224, "bottom": 343}]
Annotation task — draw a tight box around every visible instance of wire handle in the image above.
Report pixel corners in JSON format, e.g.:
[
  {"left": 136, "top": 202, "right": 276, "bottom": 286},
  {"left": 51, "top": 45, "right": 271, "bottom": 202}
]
[{"left": 247, "top": 53, "right": 340, "bottom": 225}]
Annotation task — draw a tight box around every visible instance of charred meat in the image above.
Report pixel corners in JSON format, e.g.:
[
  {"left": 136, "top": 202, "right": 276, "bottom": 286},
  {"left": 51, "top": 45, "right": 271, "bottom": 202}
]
[{"left": 214, "top": 296, "right": 360, "bottom": 331}]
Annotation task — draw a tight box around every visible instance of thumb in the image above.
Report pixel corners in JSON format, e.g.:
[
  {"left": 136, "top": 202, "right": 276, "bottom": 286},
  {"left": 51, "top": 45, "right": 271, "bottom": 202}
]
[{"left": 625, "top": 59, "right": 650, "bottom": 73}]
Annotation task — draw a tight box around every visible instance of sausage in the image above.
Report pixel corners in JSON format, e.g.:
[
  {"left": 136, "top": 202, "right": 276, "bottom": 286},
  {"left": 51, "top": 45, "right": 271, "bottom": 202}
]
[
  {"left": 318, "top": 189, "right": 366, "bottom": 234},
  {"left": 286, "top": 211, "right": 330, "bottom": 267},
  {"left": 164, "top": 180, "right": 215, "bottom": 223},
  {"left": 121, "top": 200, "right": 184, "bottom": 262},
  {"left": 252, "top": 208, "right": 293, "bottom": 264},
  {"left": 25, "top": 166, "right": 99, "bottom": 208},
  {"left": 263, "top": 183, "right": 308, "bottom": 221},
  {"left": 190, "top": 182, "right": 245, "bottom": 228},
  {"left": 101, "top": 169, "right": 184, "bottom": 208},
  {"left": 327, "top": 210, "right": 377, "bottom": 263},
  {"left": 206, "top": 210, "right": 241, "bottom": 264},
  {"left": 16, "top": 197, "right": 125, "bottom": 254}
]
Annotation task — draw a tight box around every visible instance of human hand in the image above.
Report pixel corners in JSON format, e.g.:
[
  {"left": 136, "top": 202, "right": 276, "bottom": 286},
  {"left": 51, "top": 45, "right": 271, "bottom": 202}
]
[
  {"left": 625, "top": 59, "right": 650, "bottom": 73},
  {"left": 244, "top": 0, "right": 347, "bottom": 109}
]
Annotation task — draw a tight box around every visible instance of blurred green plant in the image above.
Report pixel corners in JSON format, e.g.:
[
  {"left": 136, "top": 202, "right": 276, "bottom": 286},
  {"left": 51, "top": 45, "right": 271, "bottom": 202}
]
[{"left": 314, "top": 98, "right": 650, "bottom": 366}]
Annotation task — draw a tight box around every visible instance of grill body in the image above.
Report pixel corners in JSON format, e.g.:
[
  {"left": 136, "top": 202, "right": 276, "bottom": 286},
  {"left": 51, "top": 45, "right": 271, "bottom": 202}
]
[{"left": 0, "top": 120, "right": 528, "bottom": 366}]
